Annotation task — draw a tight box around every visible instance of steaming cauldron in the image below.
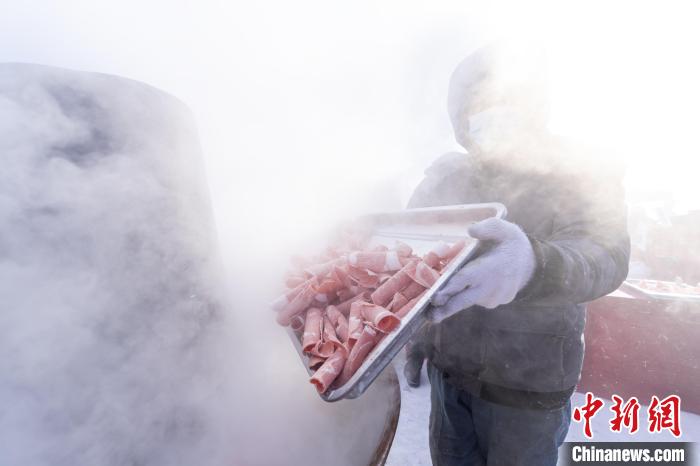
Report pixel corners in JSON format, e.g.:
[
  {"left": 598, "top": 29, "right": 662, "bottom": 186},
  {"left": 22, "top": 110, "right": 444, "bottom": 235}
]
[
  {"left": 0, "top": 63, "right": 400, "bottom": 466},
  {"left": 368, "top": 370, "right": 401, "bottom": 465}
]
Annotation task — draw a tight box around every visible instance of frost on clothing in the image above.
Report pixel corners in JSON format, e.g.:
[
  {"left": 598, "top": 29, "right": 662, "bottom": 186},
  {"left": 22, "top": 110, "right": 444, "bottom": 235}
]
[{"left": 409, "top": 148, "right": 630, "bottom": 409}]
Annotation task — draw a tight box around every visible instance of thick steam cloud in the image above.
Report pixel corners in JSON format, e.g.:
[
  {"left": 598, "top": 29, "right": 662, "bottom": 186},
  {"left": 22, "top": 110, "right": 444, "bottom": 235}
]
[
  {"left": 0, "top": 63, "right": 396, "bottom": 466},
  {"left": 0, "top": 63, "right": 227, "bottom": 466}
]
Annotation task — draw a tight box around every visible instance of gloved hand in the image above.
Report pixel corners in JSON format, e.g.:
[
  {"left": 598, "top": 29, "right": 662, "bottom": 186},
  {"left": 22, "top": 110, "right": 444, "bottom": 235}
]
[{"left": 429, "top": 217, "right": 536, "bottom": 322}]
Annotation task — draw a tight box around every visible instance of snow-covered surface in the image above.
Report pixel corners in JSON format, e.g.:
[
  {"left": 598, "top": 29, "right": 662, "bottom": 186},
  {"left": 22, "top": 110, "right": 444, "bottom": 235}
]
[
  {"left": 386, "top": 352, "right": 700, "bottom": 466},
  {"left": 386, "top": 353, "right": 432, "bottom": 466}
]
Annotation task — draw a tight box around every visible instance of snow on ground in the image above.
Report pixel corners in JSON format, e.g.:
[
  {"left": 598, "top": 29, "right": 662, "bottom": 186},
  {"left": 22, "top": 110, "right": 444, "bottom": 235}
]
[
  {"left": 386, "top": 353, "right": 700, "bottom": 466},
  {"left": 386, "top": 353, "right": 432, "bottom": 466}
]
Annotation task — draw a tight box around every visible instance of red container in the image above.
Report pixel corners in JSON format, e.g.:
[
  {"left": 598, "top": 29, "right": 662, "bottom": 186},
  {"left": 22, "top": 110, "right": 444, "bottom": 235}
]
[{"left": 578, "top": 285, "right": 700, "bottom": 414}]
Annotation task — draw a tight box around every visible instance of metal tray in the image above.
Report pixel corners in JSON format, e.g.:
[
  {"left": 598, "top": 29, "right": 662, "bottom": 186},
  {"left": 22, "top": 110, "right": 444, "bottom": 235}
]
[
  {"left": 623, "top": 279, "right": 700, "bottom": 303},
  {"left": 287, "top": 202, "right": 507, "bottom": 402}
]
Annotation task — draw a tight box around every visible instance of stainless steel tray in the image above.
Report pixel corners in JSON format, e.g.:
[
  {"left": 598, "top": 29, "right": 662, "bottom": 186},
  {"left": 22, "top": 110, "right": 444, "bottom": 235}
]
[
  {"left": 286, "top": 203, "right": 507, "bottom": 402},
  {"left": 623, "top": 279, "right": 700, "bottom": 303}
]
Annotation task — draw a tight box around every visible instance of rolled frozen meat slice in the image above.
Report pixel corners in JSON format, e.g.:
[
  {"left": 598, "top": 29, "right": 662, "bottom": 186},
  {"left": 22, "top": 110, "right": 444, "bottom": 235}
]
[
  {"left": 331, "top": 264, "right": 353, "bottom": 289},
  {"left": 394, "top": 241, "right": 413, "bottom": 257},
  {"left": 315, "top": 276, "right": 343, "bottom": 295},
  {"left": 285, "top": 275, "right": 307, "bottom": 289},
  {"left": 422, "top": 241, "right": 451, "bottom": 269},
  {"left": 335, "top": 288, "right": 354, "bottom": 303},
  {"left": 370, "top": 259, "right": 417, "bottom": 306},
  {"left": 301, "top": 307, "right": 323, "bottom": 353},
  {"left": 270, "top": 278, "right": 313, "bottom": 312},
  {"left": 304, "top": 257, "right": 346, "bottom": 279},
  {"left": 326, "top": 305, "right": 349, "bottom": 342},
  {"left": 408, "top": 261, "right": 441, "bottom": 288},
  {"left": 276, "top": 280, "right": 317, "bottom": 326},
  {"left": 347, "top": 250, "right": 403, "bottom": 273},
  {"left": 387, "top": 292, "right": 409, "bottom": 312},
  {"left": 357, "top": 301, "right": 401, "bottom": 333},
  {"left": 317, "top": 316, "right": 346, "bottom": 357},
  {"left": 336, "top": 291, "right": 370, "bottom": 314},
  {"left": 347, "top": 301, "right": 365, "bottom": 346},
  {"left": 395, "top": 291, "right": 428, "bottom": 318},
  {"left": 310, "top": 351, "right": 347, "bottom": 394},
  {"left": 401, "top": 280, "right": 427, "bottom": 300},
  {"left": 308, "top": 355, "right": 325, "bottom": 371},
  {"left": 334, "top": 325, "right": 381, "bottom": 387},
  {"left": 346, "top": 265, "right": 380, "bottom": 288}
]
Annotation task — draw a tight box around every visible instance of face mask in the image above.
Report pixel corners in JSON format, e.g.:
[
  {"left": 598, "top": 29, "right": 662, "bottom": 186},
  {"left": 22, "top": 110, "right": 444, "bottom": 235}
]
[{"left": 466, "top": 105, "right": 534, "bottom": 154}]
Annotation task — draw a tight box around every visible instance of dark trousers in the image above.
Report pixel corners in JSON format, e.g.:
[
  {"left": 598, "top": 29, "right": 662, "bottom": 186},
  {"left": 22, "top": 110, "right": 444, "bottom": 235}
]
[{"left": 428, "top": 364, "right": 571, "bottom": 466}]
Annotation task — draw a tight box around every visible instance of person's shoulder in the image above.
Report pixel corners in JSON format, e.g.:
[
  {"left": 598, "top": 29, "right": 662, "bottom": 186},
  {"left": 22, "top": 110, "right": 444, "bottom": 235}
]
[
  {"left": 548, "top": 135, "right": 626, "bottom": 181},
  {"left": 424, "top": 151, "right": 472, "bottom": 179},
  {"left": 407, "top": 151, "right": 474, "bottom": 209}
]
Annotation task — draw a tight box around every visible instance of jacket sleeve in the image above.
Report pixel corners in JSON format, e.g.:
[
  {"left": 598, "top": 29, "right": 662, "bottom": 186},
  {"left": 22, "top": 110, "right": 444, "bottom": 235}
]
[{"left": 518, "top": 172, "right": 630, "bottom": 305}]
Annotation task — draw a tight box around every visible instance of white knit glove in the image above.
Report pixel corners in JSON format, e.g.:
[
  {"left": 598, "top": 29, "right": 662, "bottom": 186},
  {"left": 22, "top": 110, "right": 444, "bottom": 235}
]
[{"left": 429, "top": 218, "right": 536, "bottom": 322}]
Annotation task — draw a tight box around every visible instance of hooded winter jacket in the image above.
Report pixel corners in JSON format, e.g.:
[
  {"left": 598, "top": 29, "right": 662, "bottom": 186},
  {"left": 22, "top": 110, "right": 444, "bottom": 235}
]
[{"left": 409, "top": 143, "right": 630, "bottom": 409}]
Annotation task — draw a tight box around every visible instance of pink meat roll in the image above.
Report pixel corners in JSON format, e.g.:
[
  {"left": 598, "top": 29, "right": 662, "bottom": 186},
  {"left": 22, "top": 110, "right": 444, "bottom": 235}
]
[
  {"left": 315, "top": 277, "right": 343, "bottom": 295},
  {"left": 347, "top": 250, "right": 403, "bottom": 273},
  {"left": 387, "top": 292, "right": 409, "bottom": 312},
  {"left": 347, "top": 301, "right": 365, "bottom": 346},
  {"left": 304, "top": 257, "right": 345, "bottom": 279},
  {"left": 275, "top": 280, "right": 317, "bottom": 326},
  {"left": 408, "top": 262, "right": 441, "bottom": 288},
  {"left": 326, "top": 305, "right": 349, "bottom": 342},
  {"left": 401, "top": 280, "right": 427, "bottom": 300},
  {"left": 310, "top": 351, "right": 347, "bottom": 394},
  {"left": 441, "top": 238, "right": 473, "bottom": 268},
  {"left": 301, "top": 307, "right": 323, "bottom": 353},
  {"left": 336, "top": 288, "right": 355, "bottom": 302},
  {"left": 316, "top": 316, "right": 346, "bottom": 357},
  {"left": 357, "top": 301, "right": 401, "bottom": 333},
  {"left": 370, "top": 260, "right": 418, "bottom": 306},
  {"left": 395, "top": 291, "right": 427, "bottom": 318},
  {"left": 346, "top": 265, "right": 380, "bottom": 288},
  {"left": 308, "top": 355, "right": 325, "bottom": 371},
  {"left": 334, "top": 325, "right": 381, "bottom": 387},
  {"left": 394, "top": 241, "right": 413, "bottom": 257},
  {"left": 336, "top": 291, "right": 370, "bottom": 314},
  {"left": 331, "top": 264, "right": 353, "bottom": 289},
  {"left": 285, "top": 275, "right": 307, "bottom": 289},
  {"left": 270, "top": 278, "right": 314, "bottom": 312},
  {"left": 422, "top": 241, "right": 451, "bottom": 269}
]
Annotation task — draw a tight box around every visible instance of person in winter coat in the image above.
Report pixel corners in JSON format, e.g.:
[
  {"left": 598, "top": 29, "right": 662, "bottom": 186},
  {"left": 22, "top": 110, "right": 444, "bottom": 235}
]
[{"left": 407, "top": 43, "right": 630, "bottom": 466}]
